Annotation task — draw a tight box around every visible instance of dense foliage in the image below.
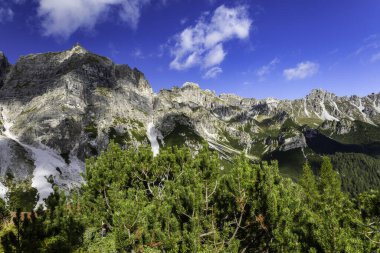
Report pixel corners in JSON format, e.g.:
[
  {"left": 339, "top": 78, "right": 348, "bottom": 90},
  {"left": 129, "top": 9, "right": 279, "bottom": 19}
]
[
  {"left": 0, "top": 187, "right": 84, "bottom": 252},
  {"left": 329, "top": 152, "right": 380, "bottom": 197},
  {"left": 0, "top": 143, "right": 379, "bottom": 252}
]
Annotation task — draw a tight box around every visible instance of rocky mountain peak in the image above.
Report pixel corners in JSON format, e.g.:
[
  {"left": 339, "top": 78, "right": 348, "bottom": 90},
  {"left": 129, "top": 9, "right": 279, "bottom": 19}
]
[
  {"left": 306, "top": 88, "right": 338, "bottom": 102},
  {"left": 263, "top": 97, "right": 280, "bottom": 104},
  {"left": 57, "top": 43, "right": 91, "bottom": 63},
  {"left": 1, "top": 46, "right": 380, "bottom": 203},
  {"left": 307, "top": 88, "right": 328, "bottom": 97},
  {"left": 219, "top": 93, "right": 243, "bottom": 106},
  {"left": 182, "top": 82, "right": 200, "bottom": 90},
  {"left": 115, "top": 65, "right": 153, "bottom": 94},
  {"left": 72, "top": 43, "right": 87, "bottom": 53},
  {"left": 0, "top": 46, "right": 155, "bottom": 99}
]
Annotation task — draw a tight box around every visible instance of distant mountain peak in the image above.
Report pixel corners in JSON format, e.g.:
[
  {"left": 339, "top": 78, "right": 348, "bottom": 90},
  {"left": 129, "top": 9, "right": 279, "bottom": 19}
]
[
  {"left": 71, "top": 43, "right": 88, "bottom": 53},
  {"left": 306, "top": 88, "right": 338, "bottom": 101},
  {"left": 308, "top": 88, "right": 329, "bottom": 95},
  {"left": 0, "top": 47, "right": 379, "bottom": 198},
  {"left": 182, "top": 82, "right": 200, "bottom": 89},
  {"left": 57, "top": 43, "right": 88, "bottom": 62}
]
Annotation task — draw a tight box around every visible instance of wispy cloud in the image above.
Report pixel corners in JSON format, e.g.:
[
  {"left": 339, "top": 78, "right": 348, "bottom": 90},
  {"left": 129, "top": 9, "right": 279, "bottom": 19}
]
[
  {"left": 0, "top": 0, "right": 28, "bottom": 23},
  {"left": 169, "top": 4, "right": 252, "bottom": 76},
  {"left": 132, "top": 48, "right": 145, "bottom": 59},
  {"left": 370, "top": 52, "right": 380, "bottom": 63},
  {"left": 354, "top": 42, "right": 379, "bottom": 56},
  {"left": 283, "top": 61, "right": 319, "bottom": 80},
  {"left": 255, "top": 57, "right": 279, "bottom": 81},
  {"left": 180, "top": 17, "right": 188, "bottom": 25},
  {"left": 328, "top": 48, "right": 339, "bottom": 55},
  {"left": 107, "top": 42, "right": 120, "bottom": 58},
  {"left": 203, "top": 66, "right": 222, "bottom": 79},
  {"left": 37, "top": 0, "right": 150, "bottom": 39},
  {"left": 351, "top": 35, "right": 380, "bottom": 58},
  {"left": 364, "top": 34, "right": 378, "bottom": 42},
  {"left": 0, "top": 7, "right": 13, "bottom": 23}
]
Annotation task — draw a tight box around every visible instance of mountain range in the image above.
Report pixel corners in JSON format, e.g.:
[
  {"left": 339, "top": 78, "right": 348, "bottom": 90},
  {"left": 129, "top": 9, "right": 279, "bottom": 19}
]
[{"left": 0, "top": 45, "right": 379, "bottom": 203}]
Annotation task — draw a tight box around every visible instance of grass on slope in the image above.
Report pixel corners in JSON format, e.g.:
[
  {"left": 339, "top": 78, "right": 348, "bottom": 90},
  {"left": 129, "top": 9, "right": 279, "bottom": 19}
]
[
  {"left": 262, "top": 142, "right": 338, "bottom": 182},
  {"left": 163, "top": 124, "right": 203, "bottom": 147}
]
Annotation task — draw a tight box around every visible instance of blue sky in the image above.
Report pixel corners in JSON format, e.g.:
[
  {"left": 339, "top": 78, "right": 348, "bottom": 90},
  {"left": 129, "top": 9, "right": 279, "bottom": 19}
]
[{"left": 0, "top": 0, "right": 379, "bottom": 99}]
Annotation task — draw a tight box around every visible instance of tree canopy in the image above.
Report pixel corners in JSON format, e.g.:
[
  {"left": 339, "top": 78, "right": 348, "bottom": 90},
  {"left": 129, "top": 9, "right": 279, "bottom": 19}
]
[{"left": 0, "top": 142, "right": 379, "bottom": 252}]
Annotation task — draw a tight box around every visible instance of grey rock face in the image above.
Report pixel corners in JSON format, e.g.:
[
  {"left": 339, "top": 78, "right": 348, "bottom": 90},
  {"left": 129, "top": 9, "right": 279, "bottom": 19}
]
[
  {"left": 1, "top": 45, "right": 153, "bottom": 153},
  {"left": 0, "top": 52, "right": 10, "bottom": 89},
  {"left": 279, "top": 134, "right": 307, "bottom": 152},
  {"left": 0, "top": 46, "right": 154, "bottom": 195},
  {"left": 0, "top": 46, "right": 379, "bottom": 194},
  {"left": 320, "top": 119, "right": 355, "bottom": 135},
  {"left": 0, "top": 137, "right": 34, "bottom": 181}
]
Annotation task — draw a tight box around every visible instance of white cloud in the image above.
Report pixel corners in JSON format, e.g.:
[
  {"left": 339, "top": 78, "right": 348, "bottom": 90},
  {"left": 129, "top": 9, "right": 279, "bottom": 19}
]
[
  {"left": 255, "top": 57, "right": 279, "bottom": 81},
  {"left": 204, "top": 44, "right": 226, "bottom": 68},
  {"left": 203, "top": 66, "right": 222, "bottom": 79},
  {"left": 0, "top": 7, "right": 14, "bottom": 23},
  {"left": 370, "top": 52, "right": 380, "bottom": 63},
  {"left": 283, "top": 61, "right": 319, "bottom": 80},
  {"left": 37, "top": 0, "right": 150, "bottom": 39},
  {"left": 169, "top": 4, "right": 252, "bottom": 75}
]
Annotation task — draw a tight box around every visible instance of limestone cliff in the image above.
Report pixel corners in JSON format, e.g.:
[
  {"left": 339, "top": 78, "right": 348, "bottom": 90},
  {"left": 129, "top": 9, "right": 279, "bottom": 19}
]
[{"left": 0, "top": 46, "right": 379, "bottom": 200}]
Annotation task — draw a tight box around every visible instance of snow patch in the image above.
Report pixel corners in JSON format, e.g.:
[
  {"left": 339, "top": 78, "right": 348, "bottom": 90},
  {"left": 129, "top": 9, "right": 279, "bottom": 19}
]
[
  {"left": 373, "top": 100, "right": 380, "bottom": 113},
  {"left": 303, "top": 99, "right": 310, "bottom": 117},
  {"left": 147, "top": 122, "right": 160, "bottom": 157},
  {"left": 0, "top": 182, "right": 8, "bottom": 200},
  {"left": 301, "top": 148, "right": 307, "bottom": 159},
  {"left": 320, "top": 101, "right": 338, "bottom": 121},
  {"left": 29, "top": 145, "right": 67, "bottom": 206},
  {"left": 1, "top": 111, "right": 84, "bottom": 207},
  {"left": 262, "top": 146, "right": 270, "bottom": 155},
  {"left": 202, "top": 125, "right": 217, "bottom": 140},
  {"left": 351, "top": 100, "right": 375, "bottom": 125},
  {"left": 358, "top": 99, "right": 365, "bottom": 112},
  {"left": 331, "top": 101, "right": 342, "bottom": 115}
]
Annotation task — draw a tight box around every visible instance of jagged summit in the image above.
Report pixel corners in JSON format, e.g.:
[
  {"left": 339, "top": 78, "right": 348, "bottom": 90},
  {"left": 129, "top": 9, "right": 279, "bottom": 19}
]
[
  {"left": 57, "top": 43, "right": 90, "bottom": 63},
  {"left": 182, "top": 82, "right": 200, "bottom": 89},
  {"left": 305, "top": 88, "right": 338, "bottom": 102},
  {"left": 0, "top": 45, "right": 153, "bottom": 100},
  {"left": 0, "top": 47, "right": 379, "bottom": 201},
  {"left": 307, "top": 88, "right": 330, "bottom": 96},
  {"left": 68, "top": 43, "right": 88, "bottom": 53},
  {"left": 73, "top": 42, "right": 87, "bottom": 51}
]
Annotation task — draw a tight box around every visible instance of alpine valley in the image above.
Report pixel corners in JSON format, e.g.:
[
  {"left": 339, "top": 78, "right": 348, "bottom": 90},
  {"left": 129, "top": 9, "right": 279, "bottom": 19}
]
[{"left": 1, "top": 45, "right": 380, "bottom": 202}]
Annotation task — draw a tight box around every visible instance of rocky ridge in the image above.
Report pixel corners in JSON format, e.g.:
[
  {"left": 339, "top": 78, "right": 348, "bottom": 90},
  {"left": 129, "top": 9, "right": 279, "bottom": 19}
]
[{"left": 0, "top": 46, "right": 379, "bottom": 201}]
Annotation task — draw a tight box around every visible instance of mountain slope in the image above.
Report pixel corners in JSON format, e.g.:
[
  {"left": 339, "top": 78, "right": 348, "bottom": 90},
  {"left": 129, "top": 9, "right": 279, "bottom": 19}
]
[{"left": 0, "top": 46, "right": 379, "bottom": 201}]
